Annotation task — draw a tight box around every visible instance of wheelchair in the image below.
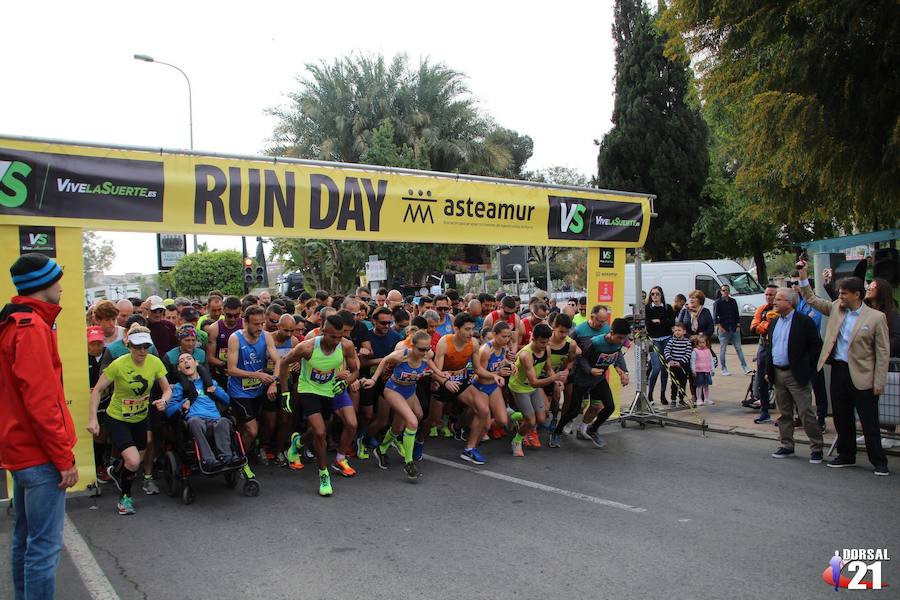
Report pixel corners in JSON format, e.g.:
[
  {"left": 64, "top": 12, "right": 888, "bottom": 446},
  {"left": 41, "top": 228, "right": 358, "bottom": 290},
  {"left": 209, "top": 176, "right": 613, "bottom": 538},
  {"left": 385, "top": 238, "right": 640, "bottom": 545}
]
[{"left": 155, "top": 407, "right": 259, "bottom": 504}]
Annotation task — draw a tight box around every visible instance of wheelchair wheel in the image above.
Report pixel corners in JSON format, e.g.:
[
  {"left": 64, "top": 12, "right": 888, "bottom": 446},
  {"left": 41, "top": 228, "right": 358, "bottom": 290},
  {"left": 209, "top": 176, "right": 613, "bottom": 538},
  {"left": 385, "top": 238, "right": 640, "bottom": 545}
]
[
  {"left": 224, "top": 470, "right": 238, "bottom": 489},
  {"left": 181, "top": 485, "right": 195, "bottom": 505},
  {"left": 162, "top": 451, "right": 182, "bottom": 498},
  {"left": 243, "top": 479, "right": 260, "bottom": 497}
]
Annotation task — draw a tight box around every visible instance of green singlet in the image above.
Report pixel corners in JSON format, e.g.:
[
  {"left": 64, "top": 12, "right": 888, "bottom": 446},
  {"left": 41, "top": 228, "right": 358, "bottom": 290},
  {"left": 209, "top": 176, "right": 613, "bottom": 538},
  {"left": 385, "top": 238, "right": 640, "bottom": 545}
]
[
  {"left": 298, "top": 336, "right": 344, "bottom": 397},
  {"left": 508, "top": 345, "right": 548, "bottom": 394}
]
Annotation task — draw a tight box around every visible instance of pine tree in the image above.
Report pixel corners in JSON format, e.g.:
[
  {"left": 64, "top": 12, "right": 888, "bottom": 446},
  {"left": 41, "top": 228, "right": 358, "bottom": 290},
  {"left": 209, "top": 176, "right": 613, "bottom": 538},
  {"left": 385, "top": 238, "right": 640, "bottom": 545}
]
[{"left": 596, "top": 0, "right": 708, "bottom": 260}]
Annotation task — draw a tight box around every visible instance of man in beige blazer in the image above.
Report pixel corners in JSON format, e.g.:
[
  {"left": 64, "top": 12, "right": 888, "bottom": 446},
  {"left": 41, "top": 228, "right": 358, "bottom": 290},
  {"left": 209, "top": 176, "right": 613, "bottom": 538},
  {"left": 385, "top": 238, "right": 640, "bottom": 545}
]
[{"left": 797, "top": 262, "right": 890, "bottom": 475}]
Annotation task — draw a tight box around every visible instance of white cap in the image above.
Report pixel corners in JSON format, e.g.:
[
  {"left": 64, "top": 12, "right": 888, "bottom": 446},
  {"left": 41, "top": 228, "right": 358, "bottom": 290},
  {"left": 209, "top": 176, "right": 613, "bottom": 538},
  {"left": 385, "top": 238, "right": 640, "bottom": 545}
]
[
  {"left": 146, "top": 295, "right": 165, "bottom": 311},
  {"left": 128, "top": 332, "right": 153, "bottom": 346}
]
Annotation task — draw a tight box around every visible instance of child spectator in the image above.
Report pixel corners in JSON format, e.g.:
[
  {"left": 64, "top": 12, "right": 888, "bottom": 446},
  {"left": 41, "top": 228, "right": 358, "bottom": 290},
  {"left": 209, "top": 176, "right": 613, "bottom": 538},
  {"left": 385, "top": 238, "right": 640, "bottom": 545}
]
[
  {"left": 691, "top": 334, "right": 716, "bottom": 405},
  {"left": 664, "top": 322, "right": 692, "bottom": 406}
]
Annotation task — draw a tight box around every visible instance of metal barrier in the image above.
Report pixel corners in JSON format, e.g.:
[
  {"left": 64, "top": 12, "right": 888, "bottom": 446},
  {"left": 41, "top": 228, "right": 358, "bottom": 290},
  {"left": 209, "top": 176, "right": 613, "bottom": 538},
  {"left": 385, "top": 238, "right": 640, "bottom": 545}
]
[{"left": 827, "top": 358, "right": 900, "bottom": 455}]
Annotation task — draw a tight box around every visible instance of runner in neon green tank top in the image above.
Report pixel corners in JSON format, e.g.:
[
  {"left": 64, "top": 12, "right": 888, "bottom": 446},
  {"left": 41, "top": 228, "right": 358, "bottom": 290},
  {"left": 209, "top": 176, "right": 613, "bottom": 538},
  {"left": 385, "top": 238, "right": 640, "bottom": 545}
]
[
  {"left": 277, "top": 315, "right": 360, "bottom": 496},
  {"left": 508, "top": 323, "right": 568, "bottom": 457}
]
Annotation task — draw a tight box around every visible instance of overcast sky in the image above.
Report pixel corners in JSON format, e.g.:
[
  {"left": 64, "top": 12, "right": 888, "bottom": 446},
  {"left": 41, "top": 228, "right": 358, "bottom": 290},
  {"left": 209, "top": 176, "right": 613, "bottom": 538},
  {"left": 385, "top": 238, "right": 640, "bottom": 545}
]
[{"left": 3, "top": 0, "right": 617, "bottom": 275}]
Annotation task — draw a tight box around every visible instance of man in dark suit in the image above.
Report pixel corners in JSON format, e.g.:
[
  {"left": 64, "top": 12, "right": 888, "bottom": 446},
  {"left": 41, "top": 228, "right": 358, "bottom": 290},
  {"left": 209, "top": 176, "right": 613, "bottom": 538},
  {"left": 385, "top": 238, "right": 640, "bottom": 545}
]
[{"left": 766, "top": 287, "right": 824, "bottom": 462}]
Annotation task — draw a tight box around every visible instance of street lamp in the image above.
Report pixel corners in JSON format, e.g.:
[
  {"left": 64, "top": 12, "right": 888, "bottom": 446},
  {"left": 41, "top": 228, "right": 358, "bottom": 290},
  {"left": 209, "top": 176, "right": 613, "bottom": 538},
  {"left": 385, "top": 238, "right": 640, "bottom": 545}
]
[
  {"left": 134, "top": 53, "right": 197, "bottom": 252},
  {"left": 512, "top": 263, "right": 522, "bottom": 299}
]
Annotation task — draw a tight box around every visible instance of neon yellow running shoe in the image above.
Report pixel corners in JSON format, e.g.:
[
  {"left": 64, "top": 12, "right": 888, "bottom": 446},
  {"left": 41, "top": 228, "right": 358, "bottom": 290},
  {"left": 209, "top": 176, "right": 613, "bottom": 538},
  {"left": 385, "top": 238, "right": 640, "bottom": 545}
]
[
  {"left": 318, "top": 470, "right": 333, "bottom": 497},
  {"left": 356, "top": 437, "right": 370, "bottom": 460},
  {"left": 440, "top": 426, "right": 453, "bottom": 438},
  {"left": 429, "top": 426, "right": 439, "bottom": 438}
]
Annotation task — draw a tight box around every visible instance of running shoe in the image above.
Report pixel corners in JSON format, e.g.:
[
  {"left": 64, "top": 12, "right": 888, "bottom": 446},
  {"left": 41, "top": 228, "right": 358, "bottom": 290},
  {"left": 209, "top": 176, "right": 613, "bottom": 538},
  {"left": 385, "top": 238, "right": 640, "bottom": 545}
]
[
  {"left": 287, "top": 433, "right": 304, "bottom": 470},
  {"left": 440, "top": 425, "right": 453, "bottom": 438},
  {"left": 106, "top": 463, "right": 122, "bottom": 492},
  {"left": 257, "top": 447, "right": 269, "bottom": 465},
  {"left": 403, "top": 462, "right": 422, "bottom": 481},
  {"left": 460, "top": 447, "right": 487, "bottom": 465},
  {"left": 522, "top": 433, "right": 534, "bottom": 448},
  {"left": 331, "top": 459, "right": 357, "bottom": 477},
  {"left": 454, "top": 426, "right": 468, "bottom": 441},
  {"left": 528, "top": 431, "right": 541, "bottom": 448},
  {"left": 274, "top": 452, "right": 288, "bottom": 468},
  {"left": 548, "top": 433, "right": 561, "bottom": 448},
  {"left": 356, "top": 437, "right": 370, "bottom": 460},
  {"left": 753, "top": 416, "right": 773, "bottom": 424},
  {"left": 142, "top": 477, "right": 160, "bottom": 495},
  {"left": 390, "top": 437, "right": 406, "bottom": 459},
  {"left": 303, "top": 447, "right": 315, "bottom": 461},
  {"left": 96, "top": 466, "right": 111, "bottom": 484},
  {"left": 576, "top": 428, "right": 591, "bottom": 441},
  {"left": 588, "top": 430, "right": 607, "bottom": 449},
  {"left": 264, "top": 446, "right": 275, "bottom": 461},
  {"left": 429, "top": 426, "right": 439, "bottom": 438},
  {"left": 319, "top": 471, "right": 333, "bottom": 497},
  {"left": 489, "top": 426, "right": 505, "bottom": 440},
  {"left": 413, "top": 441, "right": 424, "bottom": 462},
  {"left": 511, "top": 439, "right": 524, "bottom": 457},
  {"left": 373, "top": 446, "right": 389, "bottom": 469},
  {"left": 117, "top": 495, "right": 136, "bottom": 515}
]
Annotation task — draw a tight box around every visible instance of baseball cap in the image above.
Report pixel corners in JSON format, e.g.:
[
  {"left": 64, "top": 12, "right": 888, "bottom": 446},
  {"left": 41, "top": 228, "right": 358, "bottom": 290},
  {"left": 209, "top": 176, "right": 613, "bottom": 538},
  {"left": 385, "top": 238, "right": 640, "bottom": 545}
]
[
  {"left": 163, "top": 298, "right": 175, "bottom": 308},
  {"left": 86, "top": 326, "right": 105, "bottom": 343},
  {"left": 147, "top": 295, "right": 165, "bottom": 311}
]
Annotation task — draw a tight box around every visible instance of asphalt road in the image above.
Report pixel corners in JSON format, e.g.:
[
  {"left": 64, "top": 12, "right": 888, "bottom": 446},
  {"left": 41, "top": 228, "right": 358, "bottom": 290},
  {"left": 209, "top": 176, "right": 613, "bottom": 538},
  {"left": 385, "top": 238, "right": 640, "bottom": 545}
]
[{"left": 2, "top": 424, "right": 898, "bottom": 600}]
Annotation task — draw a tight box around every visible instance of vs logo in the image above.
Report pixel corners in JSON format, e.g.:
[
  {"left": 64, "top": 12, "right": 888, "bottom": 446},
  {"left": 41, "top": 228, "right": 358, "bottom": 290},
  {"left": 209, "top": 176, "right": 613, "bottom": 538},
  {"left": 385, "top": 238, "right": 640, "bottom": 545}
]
[
  {"left": 18, "top": 226, "right": 56, "bottom": 257},
  {"left": 28, "top": 233, "right": 48, "bottom": 246},
  {"left": 0, "top": 160, "right": 32, "bottom": 208},
  {"left": 559, "top": 202, "right": 586, "bottom": 234}
]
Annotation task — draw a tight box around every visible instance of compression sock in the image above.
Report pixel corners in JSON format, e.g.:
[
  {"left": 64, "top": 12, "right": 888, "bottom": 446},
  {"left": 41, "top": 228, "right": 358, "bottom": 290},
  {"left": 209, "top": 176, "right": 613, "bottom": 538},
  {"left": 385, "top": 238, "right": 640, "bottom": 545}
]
[
  {"left": 402, "top": 428, "right": 417, "bottom": 464},
  {"left": 513, "top": 431, "right": 524, "bottom": 444},
  {"left": 121, "top": 466, "right": 137, "bottom": 497},
  {"left": 379, "top": 429, "right": 398, "bottom": 454}
]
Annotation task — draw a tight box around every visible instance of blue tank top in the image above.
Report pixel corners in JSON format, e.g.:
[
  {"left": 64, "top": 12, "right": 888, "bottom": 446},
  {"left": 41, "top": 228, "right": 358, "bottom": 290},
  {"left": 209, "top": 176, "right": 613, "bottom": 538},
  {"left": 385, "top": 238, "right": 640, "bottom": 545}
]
[
  {"left": 484, "top": 342, "right": 505, "bottom": 374},
  {"left": 227, "top": 330, "right": 268, "bottom": 398},
  {"left": 389, "top": 349, "right": 429, "bottom": 386}
]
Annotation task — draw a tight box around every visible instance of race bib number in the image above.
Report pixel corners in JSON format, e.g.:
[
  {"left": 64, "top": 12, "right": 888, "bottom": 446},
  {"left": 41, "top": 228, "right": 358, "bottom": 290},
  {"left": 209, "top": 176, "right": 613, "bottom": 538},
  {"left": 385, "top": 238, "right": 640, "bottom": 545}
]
[
  {"left": 122, "top": 397, "right": 149, "bottom": 418},
  {"left": 449, "top": 371, "right": 467, "bottom": 382},
  {"left": 396, "top": 371, "right": 420, "bottom": 384},
  {"left": 243, "top": 378, "right": 262, "bottom": 389},
  {"left": 311, "top": 368, "right": 334, "bottom": 384}
]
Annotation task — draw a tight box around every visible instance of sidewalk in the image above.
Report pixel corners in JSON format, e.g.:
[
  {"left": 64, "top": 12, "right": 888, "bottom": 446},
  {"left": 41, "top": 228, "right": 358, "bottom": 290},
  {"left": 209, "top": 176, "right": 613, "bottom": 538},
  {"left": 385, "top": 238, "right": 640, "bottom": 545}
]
[{"left": 624, "top": 341, "right": 900, "bottom": 455}]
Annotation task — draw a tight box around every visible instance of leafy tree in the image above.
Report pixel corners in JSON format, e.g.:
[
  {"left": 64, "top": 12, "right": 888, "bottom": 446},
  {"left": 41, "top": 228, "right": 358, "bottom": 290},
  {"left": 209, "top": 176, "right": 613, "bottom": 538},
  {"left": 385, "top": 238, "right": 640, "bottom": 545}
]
[
  {"left": 267, "top": 54, "right": 535, "bottom": 292},
  {"left": 83, "top": 230, "right": 115, "bottom": 275},
  {"left": 662, "top": 0, "right": 900, "bottom": 229},
  {"left": 168, "top": 250, "right": 245, "bottom": 298},
  {"left": 595, "top": 0, "right": 709, "bottom": 260}
]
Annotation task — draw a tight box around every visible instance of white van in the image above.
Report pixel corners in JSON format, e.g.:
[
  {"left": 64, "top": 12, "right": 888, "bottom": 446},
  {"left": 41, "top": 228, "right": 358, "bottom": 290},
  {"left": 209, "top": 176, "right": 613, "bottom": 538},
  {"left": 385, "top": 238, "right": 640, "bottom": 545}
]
[{"left": 624, "top": 259, "right": 767, "bottom": 337}]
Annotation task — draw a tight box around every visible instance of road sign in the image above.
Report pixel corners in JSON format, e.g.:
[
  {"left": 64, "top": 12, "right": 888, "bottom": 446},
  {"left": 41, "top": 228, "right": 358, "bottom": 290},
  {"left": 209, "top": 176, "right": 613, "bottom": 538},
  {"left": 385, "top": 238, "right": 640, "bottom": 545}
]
[{"left": 365, "top": 260, "right": 387, "bottom": 282}]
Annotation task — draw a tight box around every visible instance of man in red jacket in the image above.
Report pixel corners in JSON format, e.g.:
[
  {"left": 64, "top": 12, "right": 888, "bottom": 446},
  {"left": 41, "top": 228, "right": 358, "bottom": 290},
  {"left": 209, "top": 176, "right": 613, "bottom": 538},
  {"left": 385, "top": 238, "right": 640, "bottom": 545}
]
[{"left": 1, "top": 253, "right": 78, "bottom": 600}]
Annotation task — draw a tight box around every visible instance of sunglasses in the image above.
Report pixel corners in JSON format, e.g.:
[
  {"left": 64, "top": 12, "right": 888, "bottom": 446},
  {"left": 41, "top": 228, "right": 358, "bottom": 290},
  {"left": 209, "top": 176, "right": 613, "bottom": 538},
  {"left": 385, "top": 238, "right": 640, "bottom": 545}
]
[
  {"left": 129, "top": 343, "right": 151, "bottom": 351},
  {"left": 224, "top": 312, "right": 241, "bottom": 318},
  {"left": 415, "top": 345, "right": 431, "bottom": 352},
  {"left": 436, "top": 306, "right": 450, "bottom": 312},
  {"left": 377, "top": 320, "right": 393, "bottom": 325}
]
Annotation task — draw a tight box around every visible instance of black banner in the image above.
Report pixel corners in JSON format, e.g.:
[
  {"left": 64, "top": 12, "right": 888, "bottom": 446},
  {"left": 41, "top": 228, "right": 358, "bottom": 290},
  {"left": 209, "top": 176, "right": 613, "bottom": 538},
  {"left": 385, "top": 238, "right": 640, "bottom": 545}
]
[
  {"left": 0, "top": 150, "right": 164, "bottom": 222},
  {"left": 547, "top": 195, "right": 643, "bottom": 243}
]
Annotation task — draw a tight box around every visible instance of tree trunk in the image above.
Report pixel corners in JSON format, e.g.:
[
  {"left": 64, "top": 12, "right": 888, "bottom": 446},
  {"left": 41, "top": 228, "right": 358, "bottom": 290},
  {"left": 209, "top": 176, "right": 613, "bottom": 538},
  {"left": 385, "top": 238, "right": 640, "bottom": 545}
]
[{"left": 752, "top": 241, "right": 768, "bottom": 285}]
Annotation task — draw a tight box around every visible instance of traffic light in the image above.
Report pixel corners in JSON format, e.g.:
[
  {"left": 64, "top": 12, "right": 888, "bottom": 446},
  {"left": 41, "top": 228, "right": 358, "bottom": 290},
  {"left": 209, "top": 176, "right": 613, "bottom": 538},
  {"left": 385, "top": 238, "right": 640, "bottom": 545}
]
[
  {"left": 255, "top": 265, "right": 265, "bottom": 285},
  {"left": 243, "top": 257, "right": 254, "bottom": 285}
]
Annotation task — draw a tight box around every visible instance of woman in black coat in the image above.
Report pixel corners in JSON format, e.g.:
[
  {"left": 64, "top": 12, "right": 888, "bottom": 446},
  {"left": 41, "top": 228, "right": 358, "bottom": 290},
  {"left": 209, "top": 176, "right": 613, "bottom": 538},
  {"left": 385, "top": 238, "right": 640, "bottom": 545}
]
[{"left": 645, "top": 286, "right": 675, "bottom": 403}]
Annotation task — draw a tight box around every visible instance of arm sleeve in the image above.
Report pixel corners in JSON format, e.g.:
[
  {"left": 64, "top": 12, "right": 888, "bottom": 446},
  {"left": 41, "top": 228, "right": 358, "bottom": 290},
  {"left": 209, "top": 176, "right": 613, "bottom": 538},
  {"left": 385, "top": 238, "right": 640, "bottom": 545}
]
[
  {"left": 211, "top": 382, "right": 230, "bottom": 405},
  {"left": 12, "top": 329, "right": 76, "bottom": 471},
  {"left": 798, "top": 280, "right": 833, "bottom": 316},
  {"left": 165, "top": 385, "right": 184, "bottom": 418}
]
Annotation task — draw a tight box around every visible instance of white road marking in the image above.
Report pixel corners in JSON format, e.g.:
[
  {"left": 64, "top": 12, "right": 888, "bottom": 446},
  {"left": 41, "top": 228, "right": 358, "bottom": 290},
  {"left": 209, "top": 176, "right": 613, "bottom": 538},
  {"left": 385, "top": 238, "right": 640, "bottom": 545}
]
[
  {"left": 63, "top": 515, "right": 121, "bottom": 600},
  {"left": 423, "top": 454, "right": 647, "bottom": 513}
]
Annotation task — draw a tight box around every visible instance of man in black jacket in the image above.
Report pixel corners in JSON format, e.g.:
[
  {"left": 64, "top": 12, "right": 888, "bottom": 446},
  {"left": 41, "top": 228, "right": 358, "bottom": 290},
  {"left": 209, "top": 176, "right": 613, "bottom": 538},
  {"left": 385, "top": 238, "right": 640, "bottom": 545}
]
[
  {"left": 713, "top": 285, "right": 750, "bottom": 375},
  {"left": 766, "top": 287, "right": 824, "bottom": 462}
]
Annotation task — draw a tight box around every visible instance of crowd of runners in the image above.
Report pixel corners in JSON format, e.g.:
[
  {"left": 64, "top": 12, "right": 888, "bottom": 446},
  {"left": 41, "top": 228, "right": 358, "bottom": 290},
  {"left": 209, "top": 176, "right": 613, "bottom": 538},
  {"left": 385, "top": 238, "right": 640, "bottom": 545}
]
[{"left": 85, "top": 287, "right": 633, "bottom": 509}]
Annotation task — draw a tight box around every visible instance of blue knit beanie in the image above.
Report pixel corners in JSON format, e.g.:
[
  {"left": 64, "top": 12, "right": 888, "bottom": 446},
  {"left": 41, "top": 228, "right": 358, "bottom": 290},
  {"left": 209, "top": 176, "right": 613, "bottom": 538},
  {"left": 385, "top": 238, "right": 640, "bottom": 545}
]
[{"left": 10, "top": 253, "right": 63, "bottom": 295}]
